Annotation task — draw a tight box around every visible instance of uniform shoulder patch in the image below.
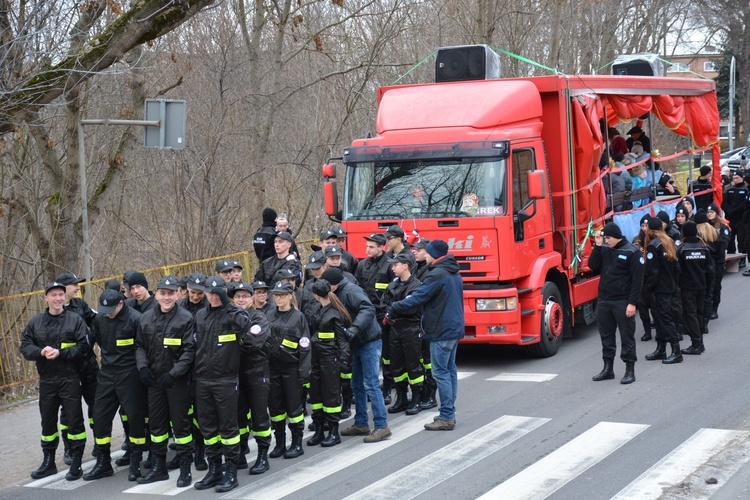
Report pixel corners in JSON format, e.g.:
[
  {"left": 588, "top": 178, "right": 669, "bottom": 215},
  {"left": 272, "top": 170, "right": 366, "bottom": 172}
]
[
  {"left": 250, "top": 324, "right": 262, "bottom": 335},
  {"left": 646, "top": 252, "right": 653, "bottom": 260},
  {"left": 299, "top": 337, "right": 310, "bottom": 349},
  {"left": 639, "top": 257, "right": 645, "bottom": 264}
]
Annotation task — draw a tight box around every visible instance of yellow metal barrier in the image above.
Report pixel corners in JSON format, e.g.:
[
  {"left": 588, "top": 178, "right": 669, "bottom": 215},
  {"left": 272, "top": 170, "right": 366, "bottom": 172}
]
[{"left": 0, "top": 241, "right": 316, "bottom": 395}]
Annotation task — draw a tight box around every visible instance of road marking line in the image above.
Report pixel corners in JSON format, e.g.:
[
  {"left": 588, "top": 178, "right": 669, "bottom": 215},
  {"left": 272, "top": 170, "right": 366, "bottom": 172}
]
[
  {"left": 612, "top": 428, "right": 750, "bottom": 499},
  {"left": 221, "top": 411, "right": 438, "bottom": 499},
  {"left": 24, "top": 449, "right": 126, "bottom": 489},
  {"left": 457, "top": 371, "right": 475, "bottom": 380},
  {"left": 123, "top": 469, "right": 190, "bottom": 496},
  {"left": 347, "top": 415, "right": 550, "bottom": 500},
  {"left": 478, "top": 421, "right": 649, "bottom": 500},
  {"left": 487, "top": 373, "right": 557, "bottom": 382}
]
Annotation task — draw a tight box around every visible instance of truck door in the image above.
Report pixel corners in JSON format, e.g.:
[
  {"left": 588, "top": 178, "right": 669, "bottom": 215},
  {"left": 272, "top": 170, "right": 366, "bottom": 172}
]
[{"left": 510, "top": 144, "right": 549, "bottom": 270}]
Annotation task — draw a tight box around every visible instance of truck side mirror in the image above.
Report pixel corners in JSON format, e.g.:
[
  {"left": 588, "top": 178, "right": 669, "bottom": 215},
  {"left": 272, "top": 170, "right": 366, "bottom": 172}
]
[
  {"left": 322, "top": 163, "right": 336, "bottom": 178},
  {"left": 527, "top": 170, "right": 546, "bottom": 199},
  {"left": 324, "top": 180, "right": 339, "bottom": 217}
]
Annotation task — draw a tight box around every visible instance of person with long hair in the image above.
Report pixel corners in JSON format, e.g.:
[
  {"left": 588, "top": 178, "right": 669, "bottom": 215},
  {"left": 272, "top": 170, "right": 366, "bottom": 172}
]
[
  {"left": 633, "top": 214, "right": 655, "bottom": 342},
  {"left": 265, "top": 281, "right": 311, "bottom": 460},
  {"left": 706, "top": 203, "right": 730, "bottom": 320},
  {"left": 677, "top": 222, "right": 714, "bottom": 355},
  {"left": 642, "top": 218, "right": 683, "bottom": 364},
  {"left": 306, "top": 280, "right": 351, "bottom": 448},
  {"left": 694, "top": 210, "right": 720, "bottom": 335}
]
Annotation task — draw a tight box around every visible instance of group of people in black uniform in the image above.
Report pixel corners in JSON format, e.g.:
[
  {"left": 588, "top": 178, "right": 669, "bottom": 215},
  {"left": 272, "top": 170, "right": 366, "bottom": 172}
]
[
  {"left": 591, "top": 192, "right": 731, "bottom": 385},
  {"left": 20, "top": 207, "right": 439, "bottom": 493}
]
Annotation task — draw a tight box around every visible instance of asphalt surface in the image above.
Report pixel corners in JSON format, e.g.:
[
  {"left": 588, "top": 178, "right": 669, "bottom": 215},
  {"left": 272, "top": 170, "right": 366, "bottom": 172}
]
[{"left": 2, "top": 271, "right": 750, "bottom": 499}]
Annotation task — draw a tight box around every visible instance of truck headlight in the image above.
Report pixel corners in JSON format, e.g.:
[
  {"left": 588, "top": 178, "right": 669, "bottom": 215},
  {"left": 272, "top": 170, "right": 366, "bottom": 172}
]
[{"left": 476, "top": 298, "right": 517, "bottom": 311}]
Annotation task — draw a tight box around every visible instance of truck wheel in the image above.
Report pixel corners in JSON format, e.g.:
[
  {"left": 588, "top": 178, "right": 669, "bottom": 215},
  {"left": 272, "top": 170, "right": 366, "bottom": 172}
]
[{"left": 526, "top": 282, "right": 564, "bottom": 358}]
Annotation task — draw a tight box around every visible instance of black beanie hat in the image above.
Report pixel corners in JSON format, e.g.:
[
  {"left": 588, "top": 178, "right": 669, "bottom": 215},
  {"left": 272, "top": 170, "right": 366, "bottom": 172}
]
[
  {"left": 602, "top": 222, "right": 622, "bottom": 239},
  {"left": 656, "top": 211, "right": 670, "bottom": 225},
  {"left": 694, "top": 210, "right": 709, "bottom": 225},
  {"left": 647, "top": 217, "right": 662, "bottom": 231},
  {"left": 699, "top": 166, "right": 711, "bottom": 177},
  {"left": 707, "top": 203, "right": 721, "bottom": 214},
  {"left": 320, "top": 267, "right": 344, "bottom": 285},
  {"left": 310, "top": 279, "right": 331, "bottom": 297},
  {"left": 658, "top": 175, "right": 670, "bottom": 188},
  {"left": 682, "top": 221, "right": 698, "bottom": 238},
  {"left": 262, "top": 207, "right": 277, "bottom": 224},
  {"left": 127, "top": 272, "right": 148, "bottom": 289},
  {"left": 640, "top": 214, "right": 650, "bottom": 226}
]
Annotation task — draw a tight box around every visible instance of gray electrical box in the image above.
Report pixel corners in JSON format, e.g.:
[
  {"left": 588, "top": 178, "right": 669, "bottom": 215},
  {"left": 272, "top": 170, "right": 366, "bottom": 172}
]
[{"left": 144, "top": 99, "right": 186, "bottom": 150}]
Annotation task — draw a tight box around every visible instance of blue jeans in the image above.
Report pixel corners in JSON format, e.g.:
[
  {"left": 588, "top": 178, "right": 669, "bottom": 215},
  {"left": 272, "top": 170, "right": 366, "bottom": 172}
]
[
  {"left": 430, "top": 339, "right": 459, "bottom": 420},
  {"left": 352, "top": 339, "right": 388, "bottom": 429}
]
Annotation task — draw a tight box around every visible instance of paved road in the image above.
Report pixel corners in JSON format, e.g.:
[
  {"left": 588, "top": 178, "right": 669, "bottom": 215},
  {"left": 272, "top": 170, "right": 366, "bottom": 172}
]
[{"left": 2, "top": 272, "right": 750, "bottom": 499}]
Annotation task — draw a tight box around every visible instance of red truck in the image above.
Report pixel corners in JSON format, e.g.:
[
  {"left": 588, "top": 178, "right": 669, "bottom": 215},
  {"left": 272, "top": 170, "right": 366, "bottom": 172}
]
[{"left": 323, "top": 46, "right": 720, "bottom": 356}]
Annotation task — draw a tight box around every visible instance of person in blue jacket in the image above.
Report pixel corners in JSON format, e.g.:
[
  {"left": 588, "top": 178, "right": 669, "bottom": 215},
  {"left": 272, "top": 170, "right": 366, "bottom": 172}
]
[{"left": 387, "top": 239, "right": 464, "bottom": 431}]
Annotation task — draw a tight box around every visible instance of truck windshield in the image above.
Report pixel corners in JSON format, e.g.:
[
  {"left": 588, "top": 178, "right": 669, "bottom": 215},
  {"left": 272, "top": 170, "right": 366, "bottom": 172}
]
[{"left": 344, "top": 159, "right": 506, "bottom": 220}]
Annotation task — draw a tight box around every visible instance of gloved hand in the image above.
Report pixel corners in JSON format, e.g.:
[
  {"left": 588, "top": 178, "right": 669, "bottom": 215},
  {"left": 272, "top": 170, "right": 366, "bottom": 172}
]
[
  {"left": 212, "top": 287, "right": 231, "bottom": 305},
  {"left": 139, "top": 367, "right": 155, "bottom": 387},
  {"left": 343, "top": 326, "right": 359, "bottom": 343},
  {"left": 383, "top": 312, "right": 395, "bottom": 326},
  {"left": 159, "top": 372, "right": 176, "bottom": 389}
]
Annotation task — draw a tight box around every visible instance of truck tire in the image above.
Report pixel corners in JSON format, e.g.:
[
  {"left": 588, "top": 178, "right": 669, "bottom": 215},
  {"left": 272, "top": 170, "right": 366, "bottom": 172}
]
[{"left": 526, "top": 282, "right": 564, "bottom": 358}]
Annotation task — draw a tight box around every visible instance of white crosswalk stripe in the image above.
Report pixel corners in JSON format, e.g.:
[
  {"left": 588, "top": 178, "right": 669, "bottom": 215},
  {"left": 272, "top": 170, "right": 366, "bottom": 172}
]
[
  {"left": 612, "top": 428, "right": 750, "bottom": 499},
  {"left": 456, "top": 371, "right": 475, "bottom": 380},
  {"left": 346, "top": 415, "right": 550, "bottom": 500},
  {"left": 477, "top": 422, "right": 649, "bottom": 500},
  {"left": 221, "top": 411, "right": 438, "bottom": 499},
  {"left": 486, "top": 373, "right": 557, "bottom": 382}
]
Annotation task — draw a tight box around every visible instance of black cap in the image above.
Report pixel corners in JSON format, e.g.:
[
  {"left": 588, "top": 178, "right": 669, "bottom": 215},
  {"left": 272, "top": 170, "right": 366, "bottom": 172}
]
[
  {"left": 157, "top": 276, "right": 180, "bottom": 291},
  {"left": 682, "top": 221, "right": 698, "bottom": 238},
  {"left": 270, "top": 281, "right": 294, "bottom": 294},
  {"left": 251, "top": 280, "right": 269, "bottom": 291},
  {"left": 204, "top": 276, "right": 226, "bottom": 289},
  {"left": 274, "top": 268, "right": 298, "bottom": 282},
  {"left": 324, "top": 245, "right": 344, "bottom": 257},
  {"left": 412, "top": 238, "right": 431, "bottom": 249},
  {"left": 227, "top": 282, "right": 253, "bottom": 298},
  {"left": 55, "top": 273, "right": 85, "bottom": 286},
  {"left": 332, "top": 226, "right": 348, "bottom": 238},
  {"left": 127, "top": 272, "right": 148, "bottom": 289},
  {"left": 320, "top": 267, "right": 344, "bottom": 285},
  {"left": 384, "top": 225, "right": 405, "bottom": 239},
  {"left": 306, "top": 251, "right": 326, "bottom": 269},
  {"left": 310, "top": 280, "right": 331, "bottom": 297},
  {"left": 44, "top": 282, "right": 67, "bottom": 294},
  {"left": 627, "top": 126, "right": 643, "bottom": 135},
  {"left": 319, "top": 229, "right": 337, "bottom": 241},
  {"left": 186, "top": 272, "right": 207, "bottom": 291},
  {"left": 232, "top": 260, "right": 243, "bottom": 270},
  {"left": 275, "top": 231, "right": 294, "bottom": 243},
  {"left": 122, "top": 270, "right": 138, "bottom": 288},
  {"left": 215, "top": 259, "right": 234, "bottom": 273},
  {"left": 387, "top": 252, "right": 416, "bottom": 266},
  {"left": 602, "top": 222, "right": 623, "bottom": 239},
  {"left": 105, "top": 279, "right": 122, "bottom": 291},
  {"left": 694, "top": 210, "right": 709, "bottom": 225},
  {"left": 98, "top": 289, "right": 123, "bottom": 314},
  {"left": 647, "top": 217, "right": 662, "bottom": 231},
  {"left": 364, "top": 233, "right": 386, "bottom": 246}
]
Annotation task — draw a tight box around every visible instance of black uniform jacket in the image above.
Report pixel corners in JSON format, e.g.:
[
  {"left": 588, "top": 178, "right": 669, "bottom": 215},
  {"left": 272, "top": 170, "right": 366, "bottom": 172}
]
[
  {"left": 254, "top": 255, "right": 302, "bottom": 290},
  {"left": 381, "top": 275, "right": 423, "bottom": 337},
  {"left": 265, "top": 307, "right": 311, "bottom": 383},
  {"left": 93, "top": 305, "right": 142, "bottom": 372},
  {"left": 309, "top": 304, "right": 351, "bottom": 368},
  {"left": 136, "top": 305, "right": 196, "bottom": 381},
  {"left": 677, "top": 237, "right": 715, "bottom": 291},
  {"left": 178, "top": 296, "right": 208, "bottom": 318},
  {"left": 193, "top": 303, "right": 252, "bottom": 382},
  {"left": 20, "top": 309, "right": 88, "bottom": 379},
  {"left": 643, "top": 239, "right": 679, "bottom": 296},
  {"left": 239, "top": 307, "right": 271, "bottom": 373},
  {"left": 588, "top": 239, "right": 644, "bottom": 305},
  {"left": 355, "top": 252, "right": 391, "bottom": 320}
]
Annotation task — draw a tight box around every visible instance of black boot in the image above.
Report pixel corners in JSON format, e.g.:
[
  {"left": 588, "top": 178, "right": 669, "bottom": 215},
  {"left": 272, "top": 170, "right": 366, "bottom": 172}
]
[
  {"left": 620, "top": 362, "right": 635, "bottom": 385},
  {"left": 645, "top": 342, "right": 667, "bottom": 360},
  {"left": 194, "top": 438, "right": 207, "bottom": 471},
  {"left": 62, "top": 434, "right": 72, "bottom": 466},
  {"left": 237, "top": 435, "right": 248, "bottom": 470},
  {"left": 137, "top": 454, "right": 169, "bottom": 484},
  {"left": 320, "top": 422, "right": 341, "bottom": 447},
  {"left": 421, "top": 383, "right": 437, "bottom": 410},
  {"left": 215, "top": 460, "right": 238, "bottom": 492},
  {"left": 663, "top": 342, "right": 684, "bottom": 364},
  {"left": 248, "top": 444, "right": 270, "bottom": 475},
  {"left": 128, "top": 450, "right": 143, "bottom": 481},
  {"left": 681, "top": 339, "right": 704, "bottom": 355},
  {"left": 268, "top": 427, "right": 286, "bottom": 459},
  {"left": 640, "top": 329, "right": 652, "bottom": 342},
  {"left": 115, "top": 445, "right": 131, "bottom": 466},
  {"left": 592, "top": 359, "right": 615, "bottom": 381},
  {"left": 143, "top": 449, "right": 153, "bottom": 469},
  {"left": 284, "top": 429, "right": 304, "bottom": 459},
  {"left": 30, "top": 449, "right": 57, "bottom": 479},
  {"left": 176, "top": 454, "right": 192, "bottom": 487},
  {"left": 307, "top": 419, "right": 325, "bottom": 446},
  {"left": 194, "top": 456, "right": 223, "bottom": 490},
  {"left": 405, "top": 386, "right": 423, "bottom": 415},
  {"left": 65, "top": 449, "right": 83, "bottom": 481},
  {"left": 83, "top": 446, "right": 113, "bottom": 481},
  {"left": 340, "top": 398, "right": 352, "bottom": 419},
  {"left": 388, "top": 387, "right": 409, "bottom": 413}
]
